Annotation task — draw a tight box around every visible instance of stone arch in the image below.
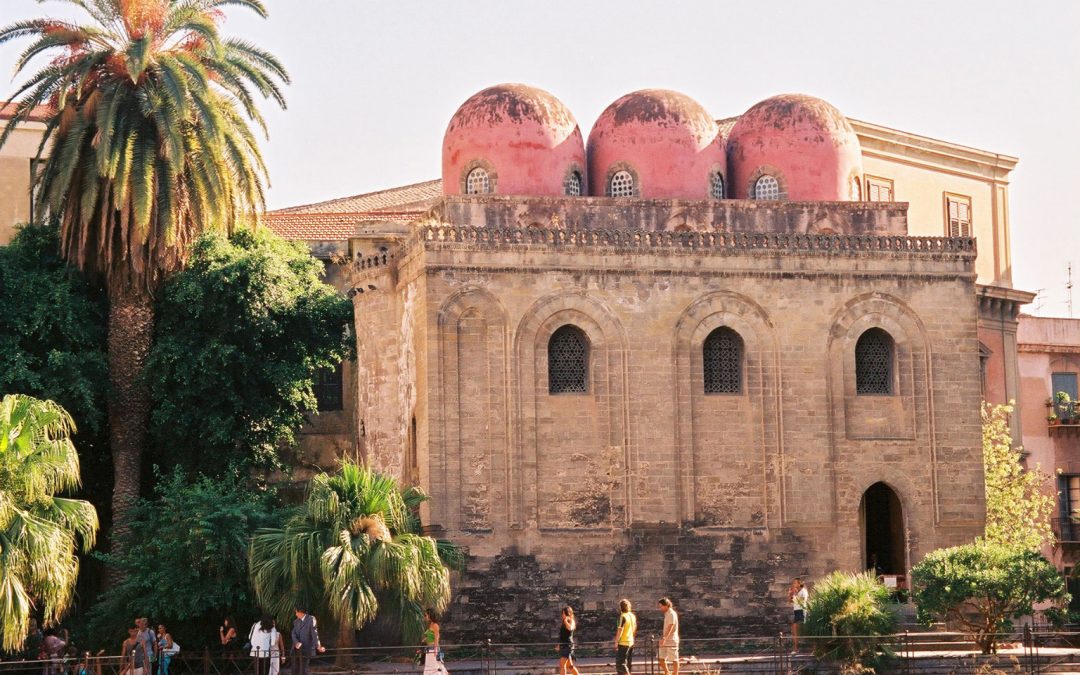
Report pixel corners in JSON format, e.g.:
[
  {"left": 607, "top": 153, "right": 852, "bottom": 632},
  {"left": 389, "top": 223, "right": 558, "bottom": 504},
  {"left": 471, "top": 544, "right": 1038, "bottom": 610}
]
[
  {"left": 513, "top": 292, "right": 629, "bottom": 530},
  {"left": 858, "top": 480, "right": 910, "bottom": 577},
  {"left": 672, "top": 291, "right": 779, "bottom": 527},
  {"left": 435, "top": 287, "right": 510, "bottom": 533},
  {"left": 824, "top": 292, "right": 944, "bottom": 529}
]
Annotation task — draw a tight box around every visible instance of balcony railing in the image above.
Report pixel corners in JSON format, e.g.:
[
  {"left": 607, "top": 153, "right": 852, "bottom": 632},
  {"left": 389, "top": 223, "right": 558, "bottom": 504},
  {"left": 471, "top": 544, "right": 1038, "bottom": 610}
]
[{"left": 1054, "top": 517, "right": 1080, "bottom": 543}]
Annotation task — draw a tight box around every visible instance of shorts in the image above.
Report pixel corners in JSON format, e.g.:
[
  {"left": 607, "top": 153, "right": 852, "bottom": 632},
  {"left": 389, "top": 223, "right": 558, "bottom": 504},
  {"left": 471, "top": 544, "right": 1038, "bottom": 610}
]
[
  {"left": 558, "top": 643, "right": 574, "bottom": 660},
  {"left": 659, "top": 646, "right": 679, "bottom": 662},
  {"left": 793, "top": 609, "right": 805, "bottom": 624}
]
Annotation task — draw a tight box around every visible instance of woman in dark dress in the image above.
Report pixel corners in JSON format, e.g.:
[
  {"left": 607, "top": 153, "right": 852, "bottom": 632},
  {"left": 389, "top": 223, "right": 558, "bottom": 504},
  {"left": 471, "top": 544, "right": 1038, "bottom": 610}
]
[
  {"left": 557, "top": 606, "right": 581, "bottom": 675},
  {"left": 219, "top": 617, "right": 238, "bottom": 653}
]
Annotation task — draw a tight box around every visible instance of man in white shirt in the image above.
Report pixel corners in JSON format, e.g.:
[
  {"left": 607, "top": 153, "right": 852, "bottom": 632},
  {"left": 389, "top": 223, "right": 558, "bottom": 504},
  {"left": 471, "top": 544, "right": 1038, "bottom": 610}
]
[{"left": 658, "top": 597, "right": 679, "bottom": 675}]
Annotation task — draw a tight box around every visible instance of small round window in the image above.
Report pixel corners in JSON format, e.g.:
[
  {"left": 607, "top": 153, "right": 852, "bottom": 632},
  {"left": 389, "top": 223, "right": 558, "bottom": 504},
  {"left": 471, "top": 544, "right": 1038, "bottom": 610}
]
[
  {"left": 753, "top": 175, "right": 780, "bottom": 200},
  {"left": 465, "top": 167, "right": 491, "bottom": 195},
  {"left": 608, "top": 170, "right": 635, "bottom": 198},
  {"left": 710, "top": 172, "right": 725, "bottom": 200},
  {"left": 566, "top": 170, "right": 583, "bottom": 197}
]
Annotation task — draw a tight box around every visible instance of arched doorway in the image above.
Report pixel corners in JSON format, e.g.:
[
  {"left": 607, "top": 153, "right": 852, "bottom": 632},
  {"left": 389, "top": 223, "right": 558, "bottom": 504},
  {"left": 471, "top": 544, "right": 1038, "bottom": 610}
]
[{"left": 861, "top": 482, "right": 906, "bottom": 575}]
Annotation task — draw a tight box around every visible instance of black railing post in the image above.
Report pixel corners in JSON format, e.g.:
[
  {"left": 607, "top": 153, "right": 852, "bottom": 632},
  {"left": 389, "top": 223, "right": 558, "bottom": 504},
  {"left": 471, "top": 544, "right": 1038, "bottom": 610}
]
[
  {"left": 777, "top": 631, "right": 784, "bottom": 674},
  {"left": 903, "top": 629, "right": 910, "bottom": 675},
  {"left": 484, "top": 638, "right": 492, "bottom": 675}
]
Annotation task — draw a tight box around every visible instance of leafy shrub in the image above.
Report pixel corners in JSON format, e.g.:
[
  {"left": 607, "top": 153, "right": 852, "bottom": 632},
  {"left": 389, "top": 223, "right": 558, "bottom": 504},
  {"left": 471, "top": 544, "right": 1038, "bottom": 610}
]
[{"left": 803, "top": 571, "right": 899, "bottom": 666}]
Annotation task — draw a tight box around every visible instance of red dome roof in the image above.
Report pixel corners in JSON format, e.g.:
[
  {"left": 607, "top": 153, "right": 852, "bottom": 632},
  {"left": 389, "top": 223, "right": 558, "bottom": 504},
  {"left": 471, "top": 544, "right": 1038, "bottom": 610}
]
[
  {"left": 586, "top": 89, "right": 725, "bottom": 200},
  {"left": 442, "top": 84, "right": 586, "bottom": 197},
  {"left": 726, "top": 94, "right": 863, "bottom": 201}
]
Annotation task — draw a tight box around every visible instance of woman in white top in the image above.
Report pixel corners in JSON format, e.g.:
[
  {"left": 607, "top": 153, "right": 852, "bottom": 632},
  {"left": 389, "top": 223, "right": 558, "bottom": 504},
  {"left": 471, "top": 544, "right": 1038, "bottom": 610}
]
[
  {"left": 788, "top": 578, "right": 809, "bottom": 653},
  {"left": 249, "top": 614, "right": 279, "bottom": 675}
]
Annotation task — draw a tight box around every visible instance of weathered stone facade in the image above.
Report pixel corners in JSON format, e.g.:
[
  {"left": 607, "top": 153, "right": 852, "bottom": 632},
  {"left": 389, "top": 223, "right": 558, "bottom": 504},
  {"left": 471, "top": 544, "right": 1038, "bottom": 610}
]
[{"left": 346, "top": 195, "right": 986, "bottom": 641}]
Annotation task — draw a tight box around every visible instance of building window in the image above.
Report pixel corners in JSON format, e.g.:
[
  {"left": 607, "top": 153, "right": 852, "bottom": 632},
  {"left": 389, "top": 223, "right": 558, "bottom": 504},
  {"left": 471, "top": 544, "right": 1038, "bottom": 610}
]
[
  {"left": 1053, "top": 372, "right": 1079, "bottom": 419},
  {"left": 313, "top": 363, "right": 344, "bottom": 411},
  {"left": 1059, "top": 475, "right": 1080, "bottom": 542},
  {"left": 710, "top": 172, "right": 725, "bottom": 200},
  {"left": 548, "top": 325, "right": 588, "bottom": 394},
  {"left": 979, "top": 342, "right": 992, "bottom": 398},
  {"left": 850, "top": 175, "right": 862, "bottom": 201},
  {"left": 866, "top": 176, "right": 894, "bottom": 202},
  {"left": 945, "top": 193, "right": 972, "bottom": 237},
  {"left": 565, "top": 170, "right": 583, "bottom": 196},
  {"left": 855, "top": 328, "right": 894, "bottom": 395},
  {"left": 608, "top": 170, "right": 635, "bottom": 198},
  {"left": 703, "top": 327, "right": 743, "bottom": 394},
  {"left": 752, "top": 175, "right": 780, "bottom": 200},
  {"left": 465, "top": 167, "right": 491, "bottom": 195}
]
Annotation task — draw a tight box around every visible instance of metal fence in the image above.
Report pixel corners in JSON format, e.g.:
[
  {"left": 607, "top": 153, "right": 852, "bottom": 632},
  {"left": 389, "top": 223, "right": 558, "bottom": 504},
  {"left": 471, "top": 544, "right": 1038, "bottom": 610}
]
[{"left": 3, "top": 627, "right": 1080, "bottom": 675}]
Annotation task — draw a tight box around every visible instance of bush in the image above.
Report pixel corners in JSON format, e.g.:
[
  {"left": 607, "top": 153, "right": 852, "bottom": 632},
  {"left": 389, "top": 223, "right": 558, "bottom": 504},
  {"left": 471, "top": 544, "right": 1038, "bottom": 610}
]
[
  {"left": 911, "top": 542, "right": 1069, "bottom": 654},
  {"left": 803, "top": 571, "right": 899, "bottom": 666}
]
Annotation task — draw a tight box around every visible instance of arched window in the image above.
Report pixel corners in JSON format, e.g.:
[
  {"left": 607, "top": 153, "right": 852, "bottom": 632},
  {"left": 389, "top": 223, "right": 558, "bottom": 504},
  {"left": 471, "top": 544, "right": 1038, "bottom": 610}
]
[
  {"left": 856, "top": 328, "right": 895, "bottom": 395},
  {"left": 850, "top": 175, "right": 862, "bottom": 201},
  {"left": 710, "top": 172, "right": 725, "bottom": 199},
  {"left": 608, "top": 170, "right": 635, "bottom": 198},
  {"left": 465, "top": 167, "right": 491, "bottom": 195},
  {"left": 565, "top": 170, "right": 583, "bottom": 196},
  {"left": 752, "top": 175, "right": 780, "bottom": 200},
  {"left": 548, "top": 325, "right": 588, "bottom": 394},
  {"left": 703, "top": 327, "right": 743, "bottom": 394}
]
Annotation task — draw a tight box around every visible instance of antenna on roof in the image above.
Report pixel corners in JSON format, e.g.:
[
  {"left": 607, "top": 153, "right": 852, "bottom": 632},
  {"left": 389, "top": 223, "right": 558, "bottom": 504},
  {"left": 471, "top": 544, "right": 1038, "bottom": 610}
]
[
  {"left": 1068, "top": 262, "right": 1074, "bottom": 318},
  {"left": 1034, "top": 289, "right": 1046, "bottom": 313}
]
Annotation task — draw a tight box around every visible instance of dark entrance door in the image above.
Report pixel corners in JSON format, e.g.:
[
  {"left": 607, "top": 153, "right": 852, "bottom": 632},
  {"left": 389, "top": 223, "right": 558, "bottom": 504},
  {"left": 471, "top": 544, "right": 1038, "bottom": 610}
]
[{"left": 862, "top": 482, "right": 905, "bottom": 575}]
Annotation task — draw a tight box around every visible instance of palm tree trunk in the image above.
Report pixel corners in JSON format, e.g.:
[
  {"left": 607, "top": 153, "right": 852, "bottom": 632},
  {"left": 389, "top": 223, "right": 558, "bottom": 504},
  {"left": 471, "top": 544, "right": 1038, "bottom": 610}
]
[
  {"left": 106, "top": 286, "right": 155, "bottom": 583},
  {"left": 335, "top": 619, "right": 354, "bottom": 667}
]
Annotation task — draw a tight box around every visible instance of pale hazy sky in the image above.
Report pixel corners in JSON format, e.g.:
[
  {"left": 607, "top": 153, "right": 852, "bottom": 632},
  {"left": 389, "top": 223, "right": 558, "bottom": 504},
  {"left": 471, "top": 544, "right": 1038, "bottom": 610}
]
[{"left": 2, "top": 0, "right": 1078, "bottom": 316}]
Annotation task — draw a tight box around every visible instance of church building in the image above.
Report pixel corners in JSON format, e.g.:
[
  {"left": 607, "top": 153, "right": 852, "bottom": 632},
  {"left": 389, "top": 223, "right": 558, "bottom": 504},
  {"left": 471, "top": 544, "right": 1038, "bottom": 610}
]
[{"left": 264, "top": 84, "right": 1029, "bottom": 638}]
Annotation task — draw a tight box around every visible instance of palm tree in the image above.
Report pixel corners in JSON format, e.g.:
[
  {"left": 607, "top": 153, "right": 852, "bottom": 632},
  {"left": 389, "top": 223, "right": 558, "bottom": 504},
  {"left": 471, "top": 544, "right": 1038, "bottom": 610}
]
[
  {"left": 249, "top": 461, "right": 461, "bottom": 646},
  {"left": 0, "top": 394, "right": 99, "bottom": 652},
  {"left": 0, "top": 0, "right": 288, "bottom": 550}
]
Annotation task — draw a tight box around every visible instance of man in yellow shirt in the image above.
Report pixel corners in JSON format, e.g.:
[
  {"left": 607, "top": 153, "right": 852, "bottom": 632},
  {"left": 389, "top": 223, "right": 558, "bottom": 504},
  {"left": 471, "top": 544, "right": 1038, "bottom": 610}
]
[{"left": 614, "top": 599, "right": 637, "bottom": 675}]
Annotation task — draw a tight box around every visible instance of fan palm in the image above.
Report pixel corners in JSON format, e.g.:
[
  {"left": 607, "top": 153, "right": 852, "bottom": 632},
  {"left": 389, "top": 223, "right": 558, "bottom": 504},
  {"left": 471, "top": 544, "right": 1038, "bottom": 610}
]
[
  {"left": 0, "top": 0, "right": 288, "bottom": 548},
  {"left": 0, "top": 394, "right": 99, "bottom": 652},
  {"left": 249, "top": 461, "right": 461, "bottom": 646}
]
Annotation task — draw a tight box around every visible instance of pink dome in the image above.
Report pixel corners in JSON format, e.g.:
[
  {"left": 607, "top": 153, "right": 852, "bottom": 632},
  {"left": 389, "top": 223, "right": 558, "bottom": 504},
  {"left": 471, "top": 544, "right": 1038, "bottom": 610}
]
[
  {"left": 442, "top": 84, "right": 586, "bottom": 197},
  {"left": 726, "top": 94, "right": 863, "bottom": 201},
  {"left": 586, "top": 89, "right": 726, "bottom": 199}
]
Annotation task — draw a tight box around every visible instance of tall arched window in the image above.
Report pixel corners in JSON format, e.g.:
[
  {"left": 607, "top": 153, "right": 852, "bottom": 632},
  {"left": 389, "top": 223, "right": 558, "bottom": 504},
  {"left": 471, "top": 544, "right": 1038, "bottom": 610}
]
[
  {"left": 608, "top": 170, "right": 635, "bottom": 198},
  {"left": 710, "top": 172, "right": 725, "bottom": 200},
  {"left": 548, "top": 325, "right": 589, "bottom": 394},
  {"left": 753, "top": 175, "right": 780, "bottom": 200},
  {"left": 465, "top": 167, "right": 491, "bottom": 195},
  {"left": 703, "top": 327, "right": 743, "bottom": 394},
  {"left": 850, "top": 175, "right": 862, "bottom": 201},
  {"left": 565, "top": 170, "right": 583, "bottom": 196},
  {"left": 856, "top": 328, "right": 895, "bottom": 395}
]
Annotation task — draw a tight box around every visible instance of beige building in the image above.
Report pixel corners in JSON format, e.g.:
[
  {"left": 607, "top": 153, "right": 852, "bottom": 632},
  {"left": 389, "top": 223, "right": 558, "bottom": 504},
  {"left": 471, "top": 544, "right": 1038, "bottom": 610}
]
[
  {"left": 0, "top": 104, "right": 48, "bottom": 244},
  {"left": 266, "top": 86, "right": 1026, "bottom": 639}
]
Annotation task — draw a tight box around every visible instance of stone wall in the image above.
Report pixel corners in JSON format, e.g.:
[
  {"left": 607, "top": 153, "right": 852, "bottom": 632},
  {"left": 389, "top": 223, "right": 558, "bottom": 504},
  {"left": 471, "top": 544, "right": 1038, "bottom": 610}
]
[{"left": 347, "top": 199, "right": 985, "bottom": 640}]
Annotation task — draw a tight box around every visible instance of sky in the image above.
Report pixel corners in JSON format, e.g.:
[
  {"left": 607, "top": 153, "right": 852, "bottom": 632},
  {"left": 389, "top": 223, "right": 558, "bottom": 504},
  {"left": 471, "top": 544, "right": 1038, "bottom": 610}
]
[{"left": 1, "top": 0, "right": 1078, "bottom": 316}]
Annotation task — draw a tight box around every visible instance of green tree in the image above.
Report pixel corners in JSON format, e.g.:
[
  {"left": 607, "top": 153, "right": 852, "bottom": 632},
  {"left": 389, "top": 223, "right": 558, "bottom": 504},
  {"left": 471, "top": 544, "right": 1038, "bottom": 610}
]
[
  {"left": 803, "top": 571, "right": 899, "bottom": 666},
  {"left": 86, "top": 468, "right": 282, "bottom": 648},
  {"left": 0, "top": 394, "right": 99, "bottom": 652},
  {"left": 982, "top": 401, "right": 1054, "bottom": 551},
  {"left": 249, "top": 461, "right": 461, "bottom": 646},
  {"left": 147, "top": 229, "right": 353, "bottom": 475},
  {"left": 0, "top": 0, "right": 288, "bottom": 551},
  {"left": 911, "top": 542, "right": 1068, "bottom": 654}
]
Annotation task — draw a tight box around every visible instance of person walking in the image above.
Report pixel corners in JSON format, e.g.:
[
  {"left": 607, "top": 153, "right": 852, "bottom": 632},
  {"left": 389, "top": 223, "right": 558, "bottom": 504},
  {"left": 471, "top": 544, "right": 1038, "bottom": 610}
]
[
  {"left": 121, "top": 626, "right": 148, "bottom": 675},
  {"left": 135, "top": 619, "right": 155, "bottom": 674},
  {"left": 42, "top": 628, "right": 69, "bottom": 675},
  {"left": 268, "top": 619, "right": 286, "bottom": 675},
  {"left": 422, "top": 610, "right": 448, "bottom": 675},
  {"left": 249, "top": 613, "right": 278, "bottom": 675},
  {"left": 614, "top": 599, "right": 637, "bottom": 675},
  {"left": 788, "top": 578, "right": 809, "bottom": 654},
  {"left": 290, "top": 607, "right": 324, "bottom": 675},
  {"left": 556, "top": 606, "right": 580, "bottom": 675},
  {"left": 657, "top": 598, "right": 679, "bottom": 675},
  {"left": 156, "top": 626, "right": 177, "bottom": 675}
]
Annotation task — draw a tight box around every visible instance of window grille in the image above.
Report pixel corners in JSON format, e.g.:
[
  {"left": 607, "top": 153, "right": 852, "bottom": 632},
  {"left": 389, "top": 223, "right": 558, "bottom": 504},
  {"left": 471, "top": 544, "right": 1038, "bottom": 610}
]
[
  {"left": 946, "top": 195, "right": 972, "bottom": 237},
  {"left": 314, "top": 363, "right": 344, "bottom": 411},
  {"left": 753, "top": 175, "right": 780, "bottom": 200},
  {"left": 608, "top": 170, "right": 635, "bottom": 198},
  {"left": 548, "top": 325, "right": 588, "bottom": 394},
  {"left": 855, "top": 328, "right": 894, "bottom": 395},
  {"left": 703, "top": 327, "right": 743, "bottom": 394},
  {"left": 566, "top": 170, "right": 582, "bottom": 196},
  {"left": 710, "top": 172, "right": 725, "bottom": 199},
  {"left": 850, "top": 176, "right": 862, "bottom": 201},
  {"left": 465, "top": 167, "right": 491, "bottom": 195}
]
